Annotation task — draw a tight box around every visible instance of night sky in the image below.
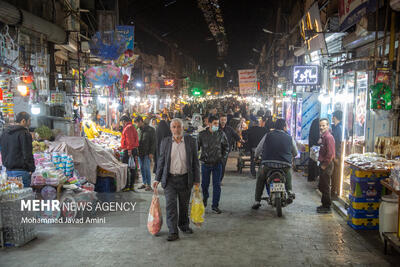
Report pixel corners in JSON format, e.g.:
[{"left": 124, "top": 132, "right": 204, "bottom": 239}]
[{"left": 119, "top": 0, "right": 296, "bottom": 73}]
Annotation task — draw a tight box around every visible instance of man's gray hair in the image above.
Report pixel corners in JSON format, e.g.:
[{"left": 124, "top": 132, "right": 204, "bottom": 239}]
[{"left": 170, "top": 118, "right": 183, "bottom": 127}]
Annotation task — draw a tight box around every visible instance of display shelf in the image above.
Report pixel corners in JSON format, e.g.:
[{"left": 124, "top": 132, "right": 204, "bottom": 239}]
[
  {"left": 39, "top": 115, "right": 71, "bottom": 122},
  {"left": 344, "top": 161, "right": 391, "bottom": 174}
]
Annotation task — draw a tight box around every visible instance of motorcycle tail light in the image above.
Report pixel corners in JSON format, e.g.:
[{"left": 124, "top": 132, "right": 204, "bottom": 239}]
[{"left": 273, "top": 178, "right": 281, "bottom": 182}]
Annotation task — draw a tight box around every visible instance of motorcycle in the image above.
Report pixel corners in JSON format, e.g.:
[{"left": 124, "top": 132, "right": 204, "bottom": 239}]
[{"left": 261, "top": 168, "right": 295, "bottom": 217}]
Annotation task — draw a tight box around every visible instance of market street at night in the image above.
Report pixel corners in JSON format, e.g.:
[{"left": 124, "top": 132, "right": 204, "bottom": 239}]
[{"left": 1, "top": 159, "right": 400, "bottom": 267}]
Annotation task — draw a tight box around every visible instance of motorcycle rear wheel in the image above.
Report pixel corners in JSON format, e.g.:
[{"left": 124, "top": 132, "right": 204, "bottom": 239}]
[{"left": 275, "top": 193, "right": 282, "bottom": 217}]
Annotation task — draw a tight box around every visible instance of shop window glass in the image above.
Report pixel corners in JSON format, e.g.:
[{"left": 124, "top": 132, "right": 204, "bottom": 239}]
[{"left": 331, "top": 71, "right": 368, "bottom": 203}]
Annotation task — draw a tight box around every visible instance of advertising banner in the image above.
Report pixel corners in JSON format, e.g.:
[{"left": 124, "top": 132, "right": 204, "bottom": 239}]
[
  {"left": 238, "top": 69, "right": 257, "bottom": 95},
  {"left": 300, "top": 92, "right": 321, "bottom": 141},
  {"left": 116, "top": 26, "right": 135, "bottom": 50}
]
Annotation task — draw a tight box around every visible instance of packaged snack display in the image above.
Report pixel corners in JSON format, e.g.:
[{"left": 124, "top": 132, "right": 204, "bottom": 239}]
[
  {"left": 389, "top": 165, "right": 400, "bottom": 190},
  {"left": 0, "top": 189, "right": 36, "bottom": 247},
  {"left": 346, "top": 153, "right": 396, "bottom": 171},
  {"left": 0, "top": 179, "right": 33, "bottom": 201}
]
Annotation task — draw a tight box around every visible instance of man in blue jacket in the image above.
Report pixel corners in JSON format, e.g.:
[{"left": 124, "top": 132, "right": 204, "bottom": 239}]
[{"left": 252, "top": 119, "right": 298, "bottom": 210}]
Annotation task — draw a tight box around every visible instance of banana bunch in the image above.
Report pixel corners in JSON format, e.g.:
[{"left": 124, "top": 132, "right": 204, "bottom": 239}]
[{"left": 32, "top": 141, "right": 48, "bottom": 153}]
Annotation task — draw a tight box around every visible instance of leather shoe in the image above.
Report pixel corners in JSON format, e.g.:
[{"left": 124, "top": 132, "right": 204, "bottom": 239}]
[
  {"left": 179, "top": 227, "right": 193, "bottom": 234},
  {"left": 316, "top": 205, "right": 332, "bottom": 214},
  {"left": 138, "top": 184, "right": 146, "bottom": 190},
  {"left": 167, "top": 233, "right": 179, "bottom": 241},
  {"left": 122, "top": 187, "right": 131, "bottom": 192}
]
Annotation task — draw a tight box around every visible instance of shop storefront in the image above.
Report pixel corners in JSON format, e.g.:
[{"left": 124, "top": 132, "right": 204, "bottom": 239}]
[{"left": 329, "top": 68, "right": 371, "bottom": 201}]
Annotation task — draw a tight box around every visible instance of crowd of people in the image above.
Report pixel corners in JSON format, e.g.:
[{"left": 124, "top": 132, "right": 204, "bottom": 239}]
[
  {"left": 0, "top": 105, "right": 344, "bottom": 242},
  {"left": 116, "top": 103, "right": 344, "bottom": 240}
]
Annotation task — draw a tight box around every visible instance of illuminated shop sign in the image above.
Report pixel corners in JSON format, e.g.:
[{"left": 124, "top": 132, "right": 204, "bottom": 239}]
[
  {"left": 164, "top": 79, "right": 174, "bottom": 87},
  {"left": 161, "top": 79, "right": 174, "bottom": 90},
  {"left": 293, "top": 66, "right": 319, "bottom": 85}
]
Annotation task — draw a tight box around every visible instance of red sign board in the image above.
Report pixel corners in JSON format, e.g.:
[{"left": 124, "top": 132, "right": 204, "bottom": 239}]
[{"left": 164, "top": 79, "right": 174, "bottom": 87}]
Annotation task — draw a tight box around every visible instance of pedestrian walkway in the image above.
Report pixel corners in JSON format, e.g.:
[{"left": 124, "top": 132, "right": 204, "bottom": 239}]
[{"left": 1, "top": 158, "right": 399, "bottom": 266}]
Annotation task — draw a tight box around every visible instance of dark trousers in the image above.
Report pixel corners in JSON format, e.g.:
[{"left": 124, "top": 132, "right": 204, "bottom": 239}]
[
  {"left": 122, "top": 150, "right": 137, "bottom": 187},
  {"left": 331, "top": 159, "right": 341, "bottom": 196},
  {"left": 308, "top": 159, "right": 319, "bottom": 181},
  {"left": 250, "top": 149, "right": 256, "bottom": 177},
  {"left": 201, "top": 163, "right": 222, "bottom": 208},
  {"left": 221, "top": 157, "right": 228, "bottom": 181},
  {"left": 255, "top": 165, "right": 292, "bottom": 202},
  {"left": 164, "top": 175, "right": 191, "bottom": 234},
  {"left": 319, "top": 162, "right": 334, "bottom": 208}
]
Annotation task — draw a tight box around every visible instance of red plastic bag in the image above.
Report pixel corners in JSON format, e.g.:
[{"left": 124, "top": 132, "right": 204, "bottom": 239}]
[{"left": 147, "top": 189, "right": 163, "bottom": 235}]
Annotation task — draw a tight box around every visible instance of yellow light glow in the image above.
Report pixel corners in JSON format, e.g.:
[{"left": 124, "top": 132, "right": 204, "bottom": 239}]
[
  {"left": 339, "top": 92, "right": 349, "bottom": 198},
  {"left": 314, "top": 19, "right": 320, "bottom": 32},
  {"left": 306, "top": 13, "right": 312, "bottom": 30},
  {"left": 17, "top": 85, "right": 29, "bottom": 96}
]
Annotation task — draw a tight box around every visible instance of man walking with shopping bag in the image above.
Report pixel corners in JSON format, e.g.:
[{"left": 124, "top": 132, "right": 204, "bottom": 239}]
[{"left": 153, "top": 118, "right": 200, "bottom": 241}]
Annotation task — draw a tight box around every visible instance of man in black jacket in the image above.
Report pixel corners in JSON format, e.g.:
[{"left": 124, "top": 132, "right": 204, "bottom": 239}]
[
  {"left": 1, "top": 112, "right": 35, "bottom": 187},
  {"left": 244, "top": 117, "right": 268, "bottom": 178},
  {"left": 227, "top": 109, "right": 234, "bottom": 125},
  {"left": 154, "top": 114, "right": 172, "bottom": 173},
  {"left": 198, "top": 115, "right": 229, "bottom": 214},
  {"left": 154, "top": 118, "right": 200, "bottom": 241},
  {"left": 134, "top": 116, "right": 156, "bottom": 191},
  {"left": 220, "top": 114, "right": 241, "bottom": 181},
  {"left": 264, "top": 110, "right": 274, "bottom": 133}
]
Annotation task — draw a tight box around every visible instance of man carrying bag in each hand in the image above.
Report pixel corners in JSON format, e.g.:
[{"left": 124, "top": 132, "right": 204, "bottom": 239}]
[{"left": 153, "top": 118, "right": 200, "bottom": 242}]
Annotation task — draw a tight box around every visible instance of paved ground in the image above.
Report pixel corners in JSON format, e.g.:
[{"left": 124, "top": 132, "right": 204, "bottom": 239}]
[{"left": 1, "top": 158, "right": 400, "bottom": 267}]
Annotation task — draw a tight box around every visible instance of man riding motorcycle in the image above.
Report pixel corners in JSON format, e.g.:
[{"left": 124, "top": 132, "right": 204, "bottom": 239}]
[{"left": 252, "top": 118, "right": 298, "bottom": 210}]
